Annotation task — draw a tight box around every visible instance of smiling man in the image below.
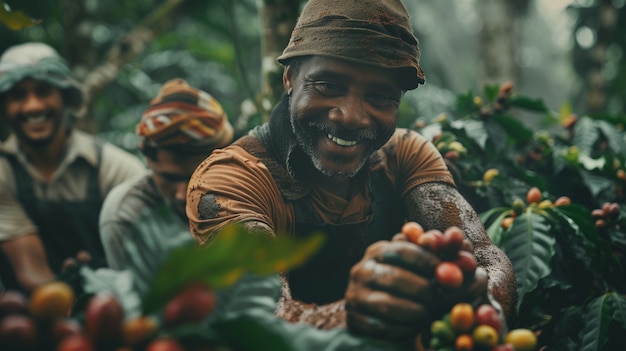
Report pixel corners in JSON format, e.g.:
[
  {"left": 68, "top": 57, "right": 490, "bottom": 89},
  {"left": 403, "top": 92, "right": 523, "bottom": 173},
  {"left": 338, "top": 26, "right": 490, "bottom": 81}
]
[
  {"left": 0, "top": 42, "right": 145, "bottom": 293},
  {"left": 98, "top": 78, "right": 233, "bottom": 295},
  {"left": 186, "top": 0, "right": 517, "bottom": 345}
]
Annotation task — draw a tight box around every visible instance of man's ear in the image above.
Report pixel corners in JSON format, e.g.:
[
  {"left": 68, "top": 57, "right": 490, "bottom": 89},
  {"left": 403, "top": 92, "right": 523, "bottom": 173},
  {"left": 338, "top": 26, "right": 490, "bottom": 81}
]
[{"left": 283, "top": 66, "right": 293, "bottom": 92}]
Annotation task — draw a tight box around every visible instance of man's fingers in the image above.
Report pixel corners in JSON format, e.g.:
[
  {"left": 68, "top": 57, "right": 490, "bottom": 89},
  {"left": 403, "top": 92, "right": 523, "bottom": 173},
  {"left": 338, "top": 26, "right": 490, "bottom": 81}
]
[
  {"left": 346, "top": 302, "right": 425, "bottom": 341},
  {"left": 351, "top": 259, "right": 433, "bottom": 302},
  {"left": 377, "top": 242, "right": 440, "bottom": 276},
  {"left": 346, "top": 287, "right": 429, "bottom": 325}
]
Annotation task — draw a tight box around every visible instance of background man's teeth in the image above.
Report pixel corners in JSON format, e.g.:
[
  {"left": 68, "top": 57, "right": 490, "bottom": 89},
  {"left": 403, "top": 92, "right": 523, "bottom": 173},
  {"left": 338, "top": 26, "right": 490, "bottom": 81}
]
[{"left": 27, "top": 116, "right": 46, "bottom": 124}]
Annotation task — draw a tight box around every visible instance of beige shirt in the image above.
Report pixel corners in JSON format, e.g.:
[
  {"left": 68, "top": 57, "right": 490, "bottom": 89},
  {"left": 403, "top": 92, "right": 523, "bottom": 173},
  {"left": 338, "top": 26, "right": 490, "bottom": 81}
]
[{"left": 0, "top": 129, "right": 146, "bottom": 241}]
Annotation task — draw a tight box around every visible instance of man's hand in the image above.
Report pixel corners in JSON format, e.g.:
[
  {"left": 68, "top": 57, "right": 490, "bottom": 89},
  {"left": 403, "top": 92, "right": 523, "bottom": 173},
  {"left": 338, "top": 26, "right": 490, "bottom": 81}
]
[{"left": 345, "top": 233, "right": 489, "bottom": 342}]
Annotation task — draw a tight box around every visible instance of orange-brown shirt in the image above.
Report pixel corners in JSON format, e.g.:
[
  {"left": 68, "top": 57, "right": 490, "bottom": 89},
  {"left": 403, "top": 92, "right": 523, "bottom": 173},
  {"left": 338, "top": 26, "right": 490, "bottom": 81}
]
[{"left": 186, "top": 128, "right": 454, "bottom": 245}]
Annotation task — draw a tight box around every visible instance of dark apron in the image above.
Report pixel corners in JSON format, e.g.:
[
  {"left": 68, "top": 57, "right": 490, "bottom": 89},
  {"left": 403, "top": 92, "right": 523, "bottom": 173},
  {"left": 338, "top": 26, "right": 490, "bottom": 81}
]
[
  {"left": 239, "top": 131, "right": 406, "bottom": 304},
  {"left": 0, "top": 142, "right": 107, "bottom": 291},
  {"left": 287, "top": 168, "right": 405, "bottom": 304}
]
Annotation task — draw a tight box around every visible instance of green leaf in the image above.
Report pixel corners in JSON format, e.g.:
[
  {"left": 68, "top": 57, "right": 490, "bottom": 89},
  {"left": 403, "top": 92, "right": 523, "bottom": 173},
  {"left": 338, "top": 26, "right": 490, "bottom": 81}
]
[
  {"left": 501, "top": 211, "right": 555, "bottom": 308},
  {"left": 0, "top": 2, "right": 41, "bottom": 30},
  {"left": 142, "top": 224, "right": 324, "bottom": 314},
  {"left": 213, "top": 315, "right": 294, "bottom": 351},
  {"left": 490, "top": 113, "right": 534, "bottom": 144},
  {"left": 480, "top": 207, "right": 511, "bottom": 247},
  {"left": 597, "top": 119, "right": 626, "bottom": 154},
  {"left": 579, "top": 292, "right": 621, "bottom": 351},
  {"left": 455, "top": 91, "right": 477, "bottom": 115},
  {"left": 578, "top": 169, "right": 614, "bottom": 197},
  {"left": 450, "top": 120, "right": 488, "bottom": 149},
  {"left": 508, "top": 96, "right": 549, "bottom": 112},
  {"left": 572, "top": 117, "right": 600, "bottom": 155},
  {"left": 612, "top": 292, "right": 626, "bottom": 328},
  {"left": 483, "top": 84, "right": 499, "bottom": 101},
  {"left": 578, "top": 153, "right": 605, "bottom": 171}
]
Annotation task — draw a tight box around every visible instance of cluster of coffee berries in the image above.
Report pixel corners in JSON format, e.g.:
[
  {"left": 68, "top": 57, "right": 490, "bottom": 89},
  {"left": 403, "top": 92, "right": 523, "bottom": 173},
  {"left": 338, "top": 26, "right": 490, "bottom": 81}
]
[
  {"left": 0, "top": 280, "right": 217, "bottom": 351},
  {"left": 401, "top": 222, "right": 477, "bottom": 289},
  {"left": 436, "top": 140, "right": 468, "bottom": 161},
  {"left": 429, "top": 302, "right": 537, "bottom": 351},
  {"left": 592, "top": 201, "right": 621, "bottom": 230},
  {"left": 502, "top": 189, "right": 572, "bottom": 230}
]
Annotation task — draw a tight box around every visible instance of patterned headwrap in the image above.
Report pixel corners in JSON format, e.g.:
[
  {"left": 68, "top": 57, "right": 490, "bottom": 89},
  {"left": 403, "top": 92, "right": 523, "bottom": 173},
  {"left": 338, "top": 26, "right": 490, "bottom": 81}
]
[
  {"left": 277, "top": 0, "right": 425, "bottom": 90},
  {"left": 0, "top": 42, "right": 83, "bottom": 108},
  {"left": 136, "top": 78, "right": 234, "bottom": 153}
]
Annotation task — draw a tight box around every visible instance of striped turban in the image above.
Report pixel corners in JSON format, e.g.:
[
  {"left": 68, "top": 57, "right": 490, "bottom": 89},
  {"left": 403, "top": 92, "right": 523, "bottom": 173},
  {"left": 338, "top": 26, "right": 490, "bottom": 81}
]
[{"left": 136, "top": 78, "right": 234, "bottom": 153}]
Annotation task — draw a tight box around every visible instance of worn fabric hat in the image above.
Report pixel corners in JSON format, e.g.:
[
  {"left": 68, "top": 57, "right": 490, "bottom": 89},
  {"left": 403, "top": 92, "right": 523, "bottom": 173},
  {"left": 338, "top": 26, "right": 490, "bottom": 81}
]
[
  {"left": 277, "top": 0, "right": 425, "bottom": 90},
  {"left": 0, "top": 42, "right": 83, "bottom": 108},
  {"left": 137, "top": 78, "right": 234, "bottom": 153}
]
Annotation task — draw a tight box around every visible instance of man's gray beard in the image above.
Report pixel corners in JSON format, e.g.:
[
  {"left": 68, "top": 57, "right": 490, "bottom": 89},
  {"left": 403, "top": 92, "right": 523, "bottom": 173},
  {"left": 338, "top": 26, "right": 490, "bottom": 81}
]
[{"left": 288, "top": 98, "right": 368, "bottom": 179}]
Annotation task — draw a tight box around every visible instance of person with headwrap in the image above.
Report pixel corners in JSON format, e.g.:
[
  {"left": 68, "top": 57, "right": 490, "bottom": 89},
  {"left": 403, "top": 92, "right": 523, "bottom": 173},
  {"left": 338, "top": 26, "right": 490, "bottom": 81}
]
[
  {"left": 99, "top": 78, "right": 233, "bottom": 296},
  {"left": 0, "top": 42, "right": 145, "bottom": 293},
  {"left": 186, "top": 0, "right": 518, "bottom": 346}
]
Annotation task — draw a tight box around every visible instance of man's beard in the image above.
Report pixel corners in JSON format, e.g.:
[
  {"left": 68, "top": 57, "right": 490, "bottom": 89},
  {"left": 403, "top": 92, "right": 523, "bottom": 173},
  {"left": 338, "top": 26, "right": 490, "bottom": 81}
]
[{"left": 288, "top": 100, "right": 381, "bottom": 178}]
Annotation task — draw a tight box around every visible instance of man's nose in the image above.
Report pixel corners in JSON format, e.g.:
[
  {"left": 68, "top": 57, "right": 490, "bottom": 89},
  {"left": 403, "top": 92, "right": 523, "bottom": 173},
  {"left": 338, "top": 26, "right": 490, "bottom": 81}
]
[
  {"left": 330, "top": 95, "right": 369, "bottom": 129},
  {"left": 22, "top": 92, "right": 46, "bottom": 112}
]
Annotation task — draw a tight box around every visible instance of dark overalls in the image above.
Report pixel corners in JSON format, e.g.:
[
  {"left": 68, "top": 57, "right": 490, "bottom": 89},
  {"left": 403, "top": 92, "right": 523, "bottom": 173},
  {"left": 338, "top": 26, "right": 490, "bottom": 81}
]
[
  {"left": 0, "top": 142, "right": 107, "bottom": 292},
  {"left": 243, "top": 96, "right": 407, "bottom": 304}
]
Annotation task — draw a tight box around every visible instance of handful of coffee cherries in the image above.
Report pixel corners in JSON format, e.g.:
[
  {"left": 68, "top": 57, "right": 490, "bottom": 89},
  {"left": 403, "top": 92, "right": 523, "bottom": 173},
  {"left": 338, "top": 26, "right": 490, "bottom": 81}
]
[{"left": 400, "top": 222, "right": 537, "bottom": 351}]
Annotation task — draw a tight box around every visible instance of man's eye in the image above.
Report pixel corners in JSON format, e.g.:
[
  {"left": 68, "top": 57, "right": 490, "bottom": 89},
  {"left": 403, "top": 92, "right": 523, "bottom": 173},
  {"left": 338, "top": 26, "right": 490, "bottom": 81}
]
[
  {"left": 315, "top": 81, "right": 342, "bottom": 95},
  {"left": 368, "top": 93, "right": 400, "bottom": 108},
  {"left": 6, "top": 89, "right": 26, "bottom": 101}
]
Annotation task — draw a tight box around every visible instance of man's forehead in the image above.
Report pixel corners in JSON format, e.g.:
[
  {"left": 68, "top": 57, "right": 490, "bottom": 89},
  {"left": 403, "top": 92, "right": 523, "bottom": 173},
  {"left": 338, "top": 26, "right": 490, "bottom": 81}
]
[
  {"left": 299, "top": 56, "right": 402, "bottom": 87},
  {"left": 11, "top": 78, "right": 54, "bottom": 90}
]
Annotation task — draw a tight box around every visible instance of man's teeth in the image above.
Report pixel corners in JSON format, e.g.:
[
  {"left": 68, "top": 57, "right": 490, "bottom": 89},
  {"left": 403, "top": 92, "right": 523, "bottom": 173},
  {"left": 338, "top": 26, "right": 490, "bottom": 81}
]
[
  {"left": 26, "top": 116, "right": 47, "bottom": 125},
  {"left": 328, "top": 134, "right": 358, "bottom": 146}
]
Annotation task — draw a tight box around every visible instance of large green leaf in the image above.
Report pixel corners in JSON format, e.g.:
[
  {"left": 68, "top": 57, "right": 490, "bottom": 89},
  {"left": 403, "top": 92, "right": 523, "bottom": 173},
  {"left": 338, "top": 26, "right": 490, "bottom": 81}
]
[
  {"left": 579, "top": 292, "right": 621, "bottom": 351},
  {"left": 508, "top": 96, "right": 549, "bottom": 112},
  {"left": 490, "top": 113, "right": 534, "bottom": 144},
  {"left": 0, "top": 1, "right": 41, "bottom": 30},
  {"left": 142, "top": 224, "right": 324, "bottom": 313},
  {"left": 450, "top": 120, "right": 489, "bottom": 149},
  {"left": 501, "top": 211, "right": 555, "bottom": 307},
  {"left": 612, "top": 292, "right": 626, "bottom": 329},
  {"left": 214, "top": 315, "right": 294, "bottom": 351},
  {"left": 578, "top": 169, "right": 614, "bottom": 198},
  {"left": 597, "top": 119, "right": 626, "bottom": 154},
  {"left": 480, "top": 207, "right": 511, "bottom": 246},
  {"left": 548, "top": 305, "right": 584, "bottom": 351},
  {"left": 572, "top": 117, "right": 600, "bottom": 155}
]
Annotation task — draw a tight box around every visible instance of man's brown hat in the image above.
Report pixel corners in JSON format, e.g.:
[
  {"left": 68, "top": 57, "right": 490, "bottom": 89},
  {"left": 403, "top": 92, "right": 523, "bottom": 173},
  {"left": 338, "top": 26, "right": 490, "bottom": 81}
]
[{"left": 277, "top": 0, "right": 425, "bottom": 90}]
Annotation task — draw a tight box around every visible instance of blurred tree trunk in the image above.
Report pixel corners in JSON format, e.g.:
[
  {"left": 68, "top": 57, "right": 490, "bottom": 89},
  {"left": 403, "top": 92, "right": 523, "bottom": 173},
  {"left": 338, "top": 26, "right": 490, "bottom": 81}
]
[
  {"left": 58, "top": 0, "right": 187, "bottom": 132},
  {"left": 256, "top": 0, "right": 301, "bottom": 120},
  {"left": 477, "top": 0, "right": 531, "bottom": 88},
  {"left": 573, "top": 0, "right": 618, "bottom": 113}
]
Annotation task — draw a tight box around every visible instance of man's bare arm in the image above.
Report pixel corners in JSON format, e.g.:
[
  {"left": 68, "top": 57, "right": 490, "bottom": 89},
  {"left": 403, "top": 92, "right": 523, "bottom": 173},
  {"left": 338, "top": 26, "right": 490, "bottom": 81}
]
[
  {"left": 1, "top": 233, "right": 54, "bottom": 292},
  {"left": 404, "top": 182, "right": 518, "bottom": 317}
]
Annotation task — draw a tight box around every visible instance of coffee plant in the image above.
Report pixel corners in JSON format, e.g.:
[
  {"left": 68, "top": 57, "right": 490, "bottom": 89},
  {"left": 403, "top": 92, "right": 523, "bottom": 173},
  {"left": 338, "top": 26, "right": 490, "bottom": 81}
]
[{"left": 414, "top": 81, "right": 626, "bottom": 350}]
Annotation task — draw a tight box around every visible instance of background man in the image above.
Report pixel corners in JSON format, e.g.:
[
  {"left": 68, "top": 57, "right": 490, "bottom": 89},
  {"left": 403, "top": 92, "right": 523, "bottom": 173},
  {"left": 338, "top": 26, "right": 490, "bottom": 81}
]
[
  {"left": 0, "top": 42, "right": 145, "bottom": 293},
  {"left": 99, "top": 78, "right": 234, "bottom": 295},
  {"left": 185, "top": 0, "right": 517, "bottom": 345}
]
